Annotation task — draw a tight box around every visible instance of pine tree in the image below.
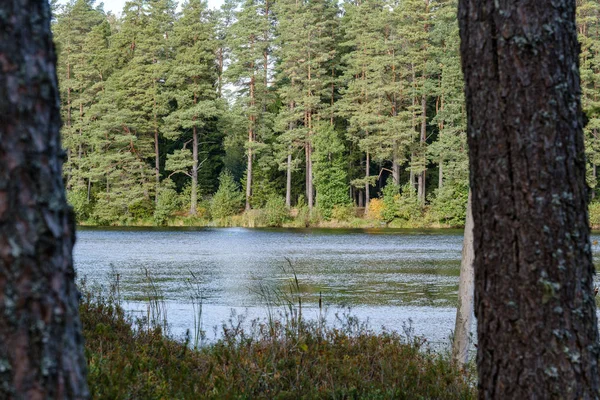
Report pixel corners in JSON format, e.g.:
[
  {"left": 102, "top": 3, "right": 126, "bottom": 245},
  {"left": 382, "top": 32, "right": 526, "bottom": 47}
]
[
  {"left": 53, "top": 0, "right": 105, "bottom": 190},
  {"left": 227, "top": 0, "right": 274, "bottom": 210},
  {"left": 578, "top": 0, "right": 600, "bottom": 196},
  {"left": 396, "top": 0, "right": 434, "bottom": 204},
  {"left": 164, "top": 0, "right": 220, "bottom": 215},
  {"left": 274, "top": 0, "right": 340, "bottom": 210}
]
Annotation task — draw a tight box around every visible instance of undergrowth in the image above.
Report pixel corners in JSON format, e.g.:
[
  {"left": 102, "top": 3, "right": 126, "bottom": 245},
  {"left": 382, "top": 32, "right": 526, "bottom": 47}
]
[{"left": 80, "top": 279, "right": 475, "bottom": 399}]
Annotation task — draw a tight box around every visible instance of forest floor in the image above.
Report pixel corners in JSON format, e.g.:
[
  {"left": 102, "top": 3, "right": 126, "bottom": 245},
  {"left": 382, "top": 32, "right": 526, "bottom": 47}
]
[{"left": 80, "top": 281, "right": 476, "bottom": 399}]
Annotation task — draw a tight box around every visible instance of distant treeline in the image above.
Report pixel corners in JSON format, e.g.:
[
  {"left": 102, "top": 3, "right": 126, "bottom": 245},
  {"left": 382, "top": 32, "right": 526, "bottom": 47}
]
[{"left": 51, "top": 0, "right": 600, "bottom": 226}]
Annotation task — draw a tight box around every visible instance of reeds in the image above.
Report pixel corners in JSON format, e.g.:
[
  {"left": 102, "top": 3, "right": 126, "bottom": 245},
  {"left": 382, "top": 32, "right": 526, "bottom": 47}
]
[{"left": 78, "top": 271, "right": 475, "bottom": 399}]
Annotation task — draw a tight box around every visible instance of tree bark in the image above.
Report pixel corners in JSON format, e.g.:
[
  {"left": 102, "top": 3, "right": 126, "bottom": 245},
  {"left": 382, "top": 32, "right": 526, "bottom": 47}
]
[
  {"left": 0, "top": 1, "right": 89, "bottom": 398},
  {"left": 452, "top": 190, "right": 474, "bottom": 367},
  {"left": 459, "top": 0, "right": 600, "bottom": 397},
  {"left": 191, "top": 125, "right": 198, "bottom": 215},
  {"left": 417, "top": 94, "right": 426, "bottom": 204},
  {"left": 438, "top": 157, "right": 443, "bottom": 189},
  {"left": 392, "top": 141, "right": 400, "bottom": 186},
  {"left": 365, "top": 150, "right": 370, "bottom": 212},
  {"left": 191, "top": 90, "right": 199, "bottom": 216},
  {"left": 246, "top": 71, "right": 255, "bottom": 211},
  {"left": 286, "top": 152, "right": 292, "bottom": 208}
]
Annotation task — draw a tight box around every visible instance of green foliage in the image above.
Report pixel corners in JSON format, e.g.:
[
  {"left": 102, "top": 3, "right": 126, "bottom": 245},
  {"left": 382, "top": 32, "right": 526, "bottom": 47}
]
[
  {"left": 258, "top": 195, "right": 289, "bottom": 227},
  {"left": 210, "top": 170, "right": 244, "bottom": 219},
  {"left": 395, "top": 184, "right": 423, "bottom": 221},
  {"left": 589, "top": 201, "right": 600, "bottom": 227},
  {"left": 380, "top": 183, "right": 401, "bottom": 223},
  {"left": 313, "top": 124, "right": 352, "bottom": 220},
  {"left": 80, "top": 281, "right": 476, "bottom": 399},
  {"left": 67, "top": 188, "right": 93, "bottom": 221},
  {"left": 154, "top": 180, "right": 181, "bottom": 225},
  {"left": 294, "top": 195, "right": 311, "bottom": 227},
  {"left": 331, "top": 204, "right": 355, "bottom": 221},
  {"left": 53, "top": 0, "right": 599, "bottom": 229},
  {"left": 429, "top": 183, "right": 469, "bottom": 227},
  {"left": 378, "top": 183, "right": 422, "bottom": 223}
]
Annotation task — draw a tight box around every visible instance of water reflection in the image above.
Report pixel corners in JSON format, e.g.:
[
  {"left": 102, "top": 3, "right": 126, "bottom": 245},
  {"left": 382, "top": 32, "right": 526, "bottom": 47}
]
[{"left": 74, "top": 227, "right": 600, "bottom": 345}]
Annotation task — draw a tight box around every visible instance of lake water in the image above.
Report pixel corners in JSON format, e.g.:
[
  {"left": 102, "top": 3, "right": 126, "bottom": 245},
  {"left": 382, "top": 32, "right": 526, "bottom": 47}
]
[{"left": 73, "top": 227, "right": 600, "bottom": 349}]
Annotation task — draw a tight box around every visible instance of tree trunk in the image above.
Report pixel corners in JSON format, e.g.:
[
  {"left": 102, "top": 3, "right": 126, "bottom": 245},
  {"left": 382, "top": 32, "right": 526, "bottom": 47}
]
[
  {"left": 365, "top": 150, "right": 370, "bottom": 212},
  {"left": 0, "top": 1, "right": 89, "bottom": 398},
  {"left": 307, "top": 142, "right": 313, "bottom": 209},
  {"left": 438, "top": 157, "right": 443, "bottom": 189},
  {"left": 392, "top": 141, "right": 400, "bottom": 186},
  {"left": 191, "top": 125, "right": 198, "bottom": 215},
  {"left": 459, "top": 0, "right": 600, "bottom": 397},
  {"left": 246, "top": 72, "right": 255, "bottom": 211},
  {"left": 191, "top": 90, "right": 199, "bottom": 215},
  {"left": 286, "top": 152, "right": 292, "bottom": 208},
  {"left": 452, "top": 190, "right": 474, "bottom": 367},
  {"left": 417, "top": 94, "right": 426, "bottom": 204},
  {"left": 409, "top": 154, "right": 416, "bottom": 190}
]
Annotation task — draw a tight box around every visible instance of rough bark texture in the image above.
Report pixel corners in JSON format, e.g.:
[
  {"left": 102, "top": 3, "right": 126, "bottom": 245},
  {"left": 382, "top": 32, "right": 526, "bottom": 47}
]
[
  {"left": 458, "top": 0, "right": 600, "bottom": 397},
  {"left": 0, "top": 1, "right": 89, "bottom": 398},
  {"left": 452, "top": 191, "right": 474, "bottom": 367},
  {"left": 286, "top": 152, "right": 292, "bottom": 208},
  {"left": 417, "top": 95, "right": 427, "bottom": 204}
]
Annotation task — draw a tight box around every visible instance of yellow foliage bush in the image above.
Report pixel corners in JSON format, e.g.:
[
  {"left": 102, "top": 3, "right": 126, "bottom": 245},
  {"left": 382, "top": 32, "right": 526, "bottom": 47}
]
[{"left": 367, "top": 198, "right": 384, "bottom": 220}]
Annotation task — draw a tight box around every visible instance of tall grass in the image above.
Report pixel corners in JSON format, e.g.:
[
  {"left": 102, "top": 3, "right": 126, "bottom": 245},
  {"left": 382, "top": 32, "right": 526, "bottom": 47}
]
[
  {"left": 141, "top": 267, "right": 168, "bottom": 334},
  {"left": 79, "top": 274, "right": 475, "bottom": 399},
  {"left": 185, "top": 269, "right": 205, "bottom": 349}
]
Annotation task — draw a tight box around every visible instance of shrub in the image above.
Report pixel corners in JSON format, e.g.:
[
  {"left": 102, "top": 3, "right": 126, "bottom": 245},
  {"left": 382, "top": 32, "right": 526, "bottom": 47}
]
[
  {"left": 330, "top": 204, "right": 355, "bottom": 221},
  {"left": 429, "top": 183, "right": 468, "bottom": 226},
  {"left": 259, "top": 195, "right": 289, "bottom": 227},
  {"left": 67, "top": 188, "right": 93, "bottom": 222},
  {"left": 294, "top": 195, "right": 311, "bottom": 227},
  {"left": 367, "top": 198, "right": 384, "bottom": 220},
  {"left": 153, "top": 180, "right": 181, "bottom": 225},
  {"left": 380, "top": 183, "right": 401, "bottom": 223},
  {"left": 590, "top": 201, "right": 600, "bottom": 227},
  {"left": 211, "top": 170, "right": 244, "bottom": 219},
  {"left": 395, "top": 183, "right": 423, "bottom": 221},
  {"left": 80, "top": 281, "right": 476, "bottom": 400}
]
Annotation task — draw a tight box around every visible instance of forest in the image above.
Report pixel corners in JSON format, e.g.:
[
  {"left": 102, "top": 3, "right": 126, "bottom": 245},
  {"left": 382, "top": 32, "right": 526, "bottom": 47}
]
[{"left": 51, "top": 0, "right": 600, "bottom": 227}]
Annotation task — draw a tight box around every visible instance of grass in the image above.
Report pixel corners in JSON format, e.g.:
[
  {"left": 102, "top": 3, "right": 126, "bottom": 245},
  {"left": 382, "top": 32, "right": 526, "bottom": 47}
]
[
  {"left": 78, "top": 206, "right": 461, "bottom": 229},
  {"left": 80, "top": 279, "right": 476, "bottom": 399}
]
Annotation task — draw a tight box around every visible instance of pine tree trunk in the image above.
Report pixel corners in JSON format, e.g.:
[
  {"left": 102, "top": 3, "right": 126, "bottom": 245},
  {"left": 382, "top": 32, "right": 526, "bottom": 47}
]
[
  {"left": 154, "top": 125, "right": 160, "bottom": 205},
  {"left": 0, "top": 1, "right": 89, "bottom": 398},
  {"left": 438, "top": 157, "right": 443, "bottom": 189},
  {"left": 286, "top": 152, "right": 292, "bottom": 208},
  {"left": 365, "top": 150, "right": 370, "bottom": 212},
  {"left": 307, "top": 143, "right": 314, "bottom": 210},
  {"left": 246, "top": 72, "right": 255, "bottom": 211},
  {"left": 452, "top": 190, "right": 474, "bottom": 367},
  {"left": 153, "top": 75, "right": 160, "bottom": 205},
  {"left": 392, "top": 141, "right": 400, "bottom": 185},
  {"left": 191, "top": 125, "right": 198, "bottom": 215},
  {"left": 409, "top": 154, "right": 416, "bottom": 189},
  {"left": 459, "top": 0, "right": 600, "bottom": 397},
  {"left": 417, "top": 94, "right": 426, "bottom": 204}
]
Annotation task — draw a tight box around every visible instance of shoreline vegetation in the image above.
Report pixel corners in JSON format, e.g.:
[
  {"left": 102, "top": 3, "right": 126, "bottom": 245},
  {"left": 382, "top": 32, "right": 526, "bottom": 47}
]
[
  {"left": 76, "top": 186, "right": 600, "bottom": 230},
  {"left": 74, "top": 180, "right": 469, "bottom": 229},
  {"left": 80, "top": 279, "right": 476, "bottom": 399},
  {"left": 77, "top": 209, "right": 460, "bottom": 229}
]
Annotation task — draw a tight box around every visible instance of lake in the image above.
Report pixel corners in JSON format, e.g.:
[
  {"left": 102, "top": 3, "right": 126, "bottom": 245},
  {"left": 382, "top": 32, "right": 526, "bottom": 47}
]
[{"left": 73, "top": 227, "right": 600, "bottom": 348}]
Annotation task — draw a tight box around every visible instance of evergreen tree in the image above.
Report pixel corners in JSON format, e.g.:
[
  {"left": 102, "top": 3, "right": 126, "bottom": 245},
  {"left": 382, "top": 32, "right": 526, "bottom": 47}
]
[
  {"left": 226, "top": 0, "right": 274, "bottom": 210},
  {"left": 312, "top": 124, "right": 351, "bottom": 219},
  {"left": 164, "top": 0, "right": 220, "bottom": 215}
]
